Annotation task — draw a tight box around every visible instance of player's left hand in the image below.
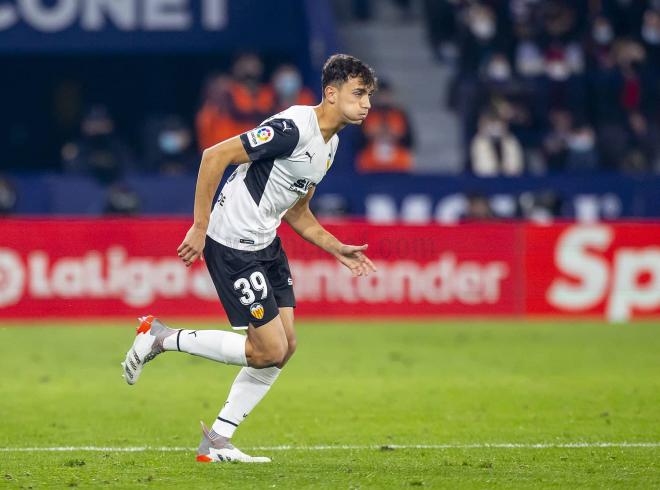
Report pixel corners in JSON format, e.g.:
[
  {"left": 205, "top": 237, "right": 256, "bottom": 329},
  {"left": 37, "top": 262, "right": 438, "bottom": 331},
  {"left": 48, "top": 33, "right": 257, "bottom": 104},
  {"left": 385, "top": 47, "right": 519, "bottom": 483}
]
[
  {"left": 177, "top": 225, "right": 206, "bottom": 267},
  {"left": 335, "top": 244, "right": 377, "bottom": 277}
]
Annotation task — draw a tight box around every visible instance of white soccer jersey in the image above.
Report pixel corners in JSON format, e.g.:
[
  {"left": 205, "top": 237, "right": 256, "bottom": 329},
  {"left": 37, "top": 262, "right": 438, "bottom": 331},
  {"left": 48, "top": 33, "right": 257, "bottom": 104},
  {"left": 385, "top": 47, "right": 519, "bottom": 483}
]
[{"left": 207, "top": 105, "right": 339, "bottom": 251}]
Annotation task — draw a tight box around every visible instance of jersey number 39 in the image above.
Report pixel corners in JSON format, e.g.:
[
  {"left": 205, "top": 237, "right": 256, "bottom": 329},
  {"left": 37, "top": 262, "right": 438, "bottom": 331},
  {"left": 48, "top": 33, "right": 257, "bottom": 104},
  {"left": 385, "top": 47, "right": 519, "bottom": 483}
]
[{"left": 234, "top": 271, "right": 268, "bottom": 305}]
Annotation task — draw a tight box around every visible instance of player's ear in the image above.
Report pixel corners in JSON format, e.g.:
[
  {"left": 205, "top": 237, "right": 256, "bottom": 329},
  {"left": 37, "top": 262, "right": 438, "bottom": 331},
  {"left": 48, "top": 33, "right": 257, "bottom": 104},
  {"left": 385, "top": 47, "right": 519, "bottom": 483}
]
[{"left": 324, "top": 85, "right": 338, "bottom": 104}]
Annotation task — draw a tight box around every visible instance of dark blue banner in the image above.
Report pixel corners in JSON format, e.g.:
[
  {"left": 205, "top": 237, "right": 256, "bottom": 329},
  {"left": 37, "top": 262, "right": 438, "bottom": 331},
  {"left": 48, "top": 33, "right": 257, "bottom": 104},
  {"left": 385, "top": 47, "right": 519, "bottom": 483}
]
[{"left": 0, "top": 0, "right": 308, "bottom": 53}]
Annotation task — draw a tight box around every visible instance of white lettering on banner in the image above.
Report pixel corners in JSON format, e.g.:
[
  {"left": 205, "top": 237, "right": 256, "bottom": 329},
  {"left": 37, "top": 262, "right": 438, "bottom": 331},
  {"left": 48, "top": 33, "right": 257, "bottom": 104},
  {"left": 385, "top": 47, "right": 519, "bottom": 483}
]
[
  {"left": 20, "top": 0, "right": 77, "bottom": 32},
  {"left": 202, "top": 0, "right": 226, "bottom": 29},
  {"left": 0, "top": 2, "right": 18, "bottom": 29},
  {"left": 23, "top": 247, "right": 211, "bottom": 308},
  {"left": 0, "top": 247, "right": 508, "bottom": 309},
  {"left": 0, "top": 0, "right": 226, "bottom": 32},
  {"left": 608, "top": 248, "right": 660, "bottom": 322},
  {"left": 81, "top": 0, "right": 137, "bottom": 31},
  {"left": 289, "top": 254, "right": 509, "bottom": 305},
  {"left": 144, "top": 0, "right": 190, "bottom": 30},
  {"left": 0, "top": 249, "right": 25, "bottom": 307},
  {"left": 547, "top": 226, "right": 611, "bottom": 310},
  {"left": 547, "top": 226, "right": 660, "bottom": 321}
]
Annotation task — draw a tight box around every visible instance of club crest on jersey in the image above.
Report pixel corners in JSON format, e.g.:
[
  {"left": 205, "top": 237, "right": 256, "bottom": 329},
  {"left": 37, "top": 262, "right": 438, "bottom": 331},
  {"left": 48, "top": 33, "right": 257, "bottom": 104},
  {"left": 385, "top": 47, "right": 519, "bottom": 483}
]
[
  {"left": 247, "top": 126, "right": 274, "bottom": 147},
  {"left": 250, "top": 303, "right": 265, "bottom": 320}
]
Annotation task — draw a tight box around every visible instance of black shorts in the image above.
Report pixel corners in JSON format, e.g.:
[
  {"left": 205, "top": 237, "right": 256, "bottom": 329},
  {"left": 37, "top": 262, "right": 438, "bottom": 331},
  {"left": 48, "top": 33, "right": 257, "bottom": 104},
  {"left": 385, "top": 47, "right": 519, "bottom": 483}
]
[{"left": 204, "top": 235, "right": 296, "bottom": 328}]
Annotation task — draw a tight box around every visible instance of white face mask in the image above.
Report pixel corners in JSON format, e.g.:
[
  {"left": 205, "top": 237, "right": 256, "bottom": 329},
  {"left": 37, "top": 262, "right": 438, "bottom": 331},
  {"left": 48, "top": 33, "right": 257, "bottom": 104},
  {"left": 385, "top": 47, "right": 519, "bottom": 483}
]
[
  {"left": 488, "top": 61, "right": 511, "bottom": 81},
  {"left": 593, "top": 24, "right": 614, "bottom": 45},
  {"left": 546, "top": 61, "right": 570, "bottom": 81},
  {"left": 568, "top": 132, "right": 595, "bottom": 151},
  {"left": 516, "top": 43, "right": 544, "bottom": 76},
  {"left": 374, "top": 140, "right": 395, "bottom": 161},
  {"left": 471, "top": 18, "right": 496, "bottom": 40},
  {"left": 642, "top": 25, "right": 660, "bottom": 45}
]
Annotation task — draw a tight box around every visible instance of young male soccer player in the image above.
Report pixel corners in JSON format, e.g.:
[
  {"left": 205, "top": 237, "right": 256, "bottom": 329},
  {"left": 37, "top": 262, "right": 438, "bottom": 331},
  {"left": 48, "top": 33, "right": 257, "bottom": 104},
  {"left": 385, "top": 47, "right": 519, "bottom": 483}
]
[{"left": 122, "top": 54, "right": 378, "bottom": 463}]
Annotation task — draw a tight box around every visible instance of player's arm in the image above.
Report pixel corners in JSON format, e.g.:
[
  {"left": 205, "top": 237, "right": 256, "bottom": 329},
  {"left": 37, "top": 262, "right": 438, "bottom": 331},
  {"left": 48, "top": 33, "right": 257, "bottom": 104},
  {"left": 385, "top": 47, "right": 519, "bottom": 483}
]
[
  {"left": 177, "top": 137, "right": 249, "bottom": 267},
  {"left": 284, "top": 188, "right": 377, "bottom": 277}
]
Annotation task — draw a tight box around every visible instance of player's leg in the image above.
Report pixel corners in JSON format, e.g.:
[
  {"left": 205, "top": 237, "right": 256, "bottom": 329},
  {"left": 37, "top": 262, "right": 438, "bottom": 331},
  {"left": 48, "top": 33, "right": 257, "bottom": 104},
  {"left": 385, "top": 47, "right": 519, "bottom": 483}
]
[
  {"left": 161, "top": 312, "right": 288, "bottom": 368},
  {"left": 122, "top": 314, "right": 250, "bottom": 385},
  {"left": 122, "top": 237, "right": 284, "bottom": 384},
  {"left": 201, "top": 243, "right": 296, "bottom": 462},
  {"left": 277, "top": 306, "right": 297, "bottom": 368},
  {"left": 206, "top": 314, "right": 286, "bottom": 437}
]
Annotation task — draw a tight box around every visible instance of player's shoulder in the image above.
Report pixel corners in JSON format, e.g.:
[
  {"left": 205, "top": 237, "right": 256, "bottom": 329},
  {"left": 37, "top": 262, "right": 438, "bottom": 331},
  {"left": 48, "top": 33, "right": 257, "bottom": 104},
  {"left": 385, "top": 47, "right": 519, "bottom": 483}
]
[
  {"left": 272, "top": 105, "right": 316, "bottom": 133},
  {"left": 265, "top": 105, "right": 317, "bottom": 150}
]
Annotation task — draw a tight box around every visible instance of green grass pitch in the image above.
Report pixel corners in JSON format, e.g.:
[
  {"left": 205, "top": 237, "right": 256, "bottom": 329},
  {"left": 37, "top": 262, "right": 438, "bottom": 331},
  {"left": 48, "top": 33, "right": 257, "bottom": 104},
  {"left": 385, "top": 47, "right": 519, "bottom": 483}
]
[{"left": 1, "top": 320, "right": 659, "bottom": 488}]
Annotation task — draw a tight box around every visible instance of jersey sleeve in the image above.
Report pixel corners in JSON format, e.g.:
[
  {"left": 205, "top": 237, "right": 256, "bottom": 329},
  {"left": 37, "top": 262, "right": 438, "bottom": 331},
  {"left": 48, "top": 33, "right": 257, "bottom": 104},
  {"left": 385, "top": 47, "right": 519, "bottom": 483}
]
[{"left": 239, "top": 118, "right": 300, "bottom": 161}]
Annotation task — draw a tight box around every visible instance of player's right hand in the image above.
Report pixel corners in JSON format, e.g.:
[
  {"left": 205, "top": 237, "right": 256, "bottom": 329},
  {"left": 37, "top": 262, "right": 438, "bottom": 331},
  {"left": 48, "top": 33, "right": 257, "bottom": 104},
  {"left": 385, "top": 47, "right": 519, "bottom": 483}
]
[{"left": 177, "top": 225, "right": 207, "bottom": 267}]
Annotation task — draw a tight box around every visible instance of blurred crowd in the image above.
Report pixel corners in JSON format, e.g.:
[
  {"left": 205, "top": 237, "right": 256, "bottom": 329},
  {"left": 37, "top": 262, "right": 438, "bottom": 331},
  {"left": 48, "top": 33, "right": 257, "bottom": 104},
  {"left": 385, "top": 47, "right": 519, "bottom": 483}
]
[
  {"left": 54, "top": 51, "right": 416, "bottom": 192},
  {"left": 425, "top": 0, "right": 660, "bottom": 175},
  {"left": 44, "top": 55, "right": 317, "bottom": 214},
  {"left": 60, "top": 54, "right": 316, "bottom": 184}
]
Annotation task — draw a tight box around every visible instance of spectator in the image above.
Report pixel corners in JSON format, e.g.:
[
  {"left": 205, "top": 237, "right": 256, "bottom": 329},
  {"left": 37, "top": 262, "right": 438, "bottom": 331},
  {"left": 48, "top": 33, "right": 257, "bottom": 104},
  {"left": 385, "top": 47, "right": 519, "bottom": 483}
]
[
  {"left": 196, "top": 73, "right": 236, "bottom": 151},
  {"left": 271, "top": 64, "right": 315, "bottom": 113},
  {"left": 565, "top": 124, "right": 598, "bottom": 172},
  {"left": 542, "top": 108, "right": 572, "bottom": 171},
  {"left": 641, "top": 9, "right": 660, "bottom": 65},
  {"left": 61, "top": 105, "right": 134, "bottom": 184},
  {"left": 435, "top": 1, "right": 660, "bottom": 175},
  {"left": 463, "top": 193, "right": 495, "bottom": 221},
  {"left": 519, "top": 190, "right": 562, "bottom": 223},
  {"left": 0, "top": 176, "right": 17, "bottom": 215},
  {"left": 470, "top": 111, "right": 524, "bottom": 176},
  {"left": 146, "top": 116, "right": 197, "bottom": 175},
  {"left": 104, "top": 184, "right": 141, "bottom": 215},
  {"left": 357, "top": 81, "right": 414, "bottom": 173},
  {"left": 458, "top": 3, "right": 501, "bottom": 76},
  {"left": 226, "top": 53, "right": 275, "bottom": 133},
  {"left": 620, "top": 111, "right": 660, "bottom": 173}
]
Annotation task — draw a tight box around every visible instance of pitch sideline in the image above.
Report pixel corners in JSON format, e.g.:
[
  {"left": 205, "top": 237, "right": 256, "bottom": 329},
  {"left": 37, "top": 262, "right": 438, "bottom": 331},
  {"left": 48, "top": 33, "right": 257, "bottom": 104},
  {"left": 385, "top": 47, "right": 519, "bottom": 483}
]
[{"left": 1, "top": 442, "right": 659, "bottom": 452}]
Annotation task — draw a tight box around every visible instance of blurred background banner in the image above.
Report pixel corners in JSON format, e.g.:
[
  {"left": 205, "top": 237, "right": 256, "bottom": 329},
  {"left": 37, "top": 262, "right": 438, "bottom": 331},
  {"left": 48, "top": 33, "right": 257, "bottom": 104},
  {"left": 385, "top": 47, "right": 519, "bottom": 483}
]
[
  {"left": 0, "top": 0, "right": 307, "bottom": 53},
  {"left": 1, "top": 219, "right": 658, "bottom": 322}
]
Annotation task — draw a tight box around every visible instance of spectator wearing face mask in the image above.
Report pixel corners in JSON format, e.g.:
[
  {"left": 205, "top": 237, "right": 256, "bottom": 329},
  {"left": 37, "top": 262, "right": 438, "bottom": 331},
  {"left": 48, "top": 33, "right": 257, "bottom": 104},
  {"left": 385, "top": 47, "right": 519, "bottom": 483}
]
[
  {"left": 61, "top": 105, "right": 134, "bottom": 184},
  {"left": 271, "top": 64, "right": 315, "bottom": 113},
  {"left": 565, "top": 124, "right": 598, "bottom": 172},
  {"left": 459, "top": 4, "right": 501, "bottom": 76},
  {"left": 541, "top": 46, "right": 586, "bottom": 117},
  {"left": 226, "top": 53, "right": 275, "bottom": 134},
  {"left": 146, "top": 116, "right": 197, "bottom": 175},
  {"left": 542, "top": 109, "right": 573, "bottom": 171},
  {"left": 619, "top": 111, "right": 660, "bottom": 173},
  {"left": 640, "top": 9, "right": 660, "bottom": 66},
  {"left": 357, "top": 81, "right": 414, "bottom": 173},
  {"left": 471, "top": 111, "right": 524, "bottom": 176}
]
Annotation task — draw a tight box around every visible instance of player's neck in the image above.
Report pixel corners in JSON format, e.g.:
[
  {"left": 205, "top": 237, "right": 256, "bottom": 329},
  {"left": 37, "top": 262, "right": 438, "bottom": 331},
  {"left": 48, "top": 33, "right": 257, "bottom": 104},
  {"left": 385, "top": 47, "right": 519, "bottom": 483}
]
[{"left": 313, "top": 102, "right": 346, "bottom": 143}]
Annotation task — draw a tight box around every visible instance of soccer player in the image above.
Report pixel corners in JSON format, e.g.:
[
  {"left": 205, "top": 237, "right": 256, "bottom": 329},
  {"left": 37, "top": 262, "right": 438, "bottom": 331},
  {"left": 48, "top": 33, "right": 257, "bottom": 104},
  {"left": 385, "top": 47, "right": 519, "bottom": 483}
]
[{"left": 122, "top": 54, "right": 378, "bottom": 463}]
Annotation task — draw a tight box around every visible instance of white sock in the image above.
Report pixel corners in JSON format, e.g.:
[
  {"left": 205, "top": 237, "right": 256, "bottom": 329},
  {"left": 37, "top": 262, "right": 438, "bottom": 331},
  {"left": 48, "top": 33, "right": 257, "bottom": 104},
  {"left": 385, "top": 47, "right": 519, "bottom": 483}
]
[
  {"left": 163, "top": 329, "right": 247, "bottom": 366},
  {"left": 212, "top": 367, "right": 281, "bottom": 438}
]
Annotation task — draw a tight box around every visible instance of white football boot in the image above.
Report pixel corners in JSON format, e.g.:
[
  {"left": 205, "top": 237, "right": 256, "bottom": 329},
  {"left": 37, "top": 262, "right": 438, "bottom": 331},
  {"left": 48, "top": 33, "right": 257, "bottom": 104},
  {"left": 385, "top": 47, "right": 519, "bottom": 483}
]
[
  {"left": 122, "top": 315, "right": 174, "bottom": 385},
  {"left": 196, "top": 422, "right": 271, "bottom": 463}
]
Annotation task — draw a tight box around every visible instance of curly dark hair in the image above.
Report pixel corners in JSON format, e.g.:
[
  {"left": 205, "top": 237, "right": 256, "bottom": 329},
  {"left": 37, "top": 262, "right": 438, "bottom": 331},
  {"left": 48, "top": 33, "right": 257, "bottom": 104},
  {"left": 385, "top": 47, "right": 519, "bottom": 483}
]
[{"left": 321, "top": 54, "right": 377, "bottom": 92}]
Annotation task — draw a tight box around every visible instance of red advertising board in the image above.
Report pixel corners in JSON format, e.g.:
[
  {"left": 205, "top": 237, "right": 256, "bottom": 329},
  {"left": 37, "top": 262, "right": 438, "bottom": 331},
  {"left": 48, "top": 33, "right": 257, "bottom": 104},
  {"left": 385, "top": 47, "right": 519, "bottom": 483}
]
[
  {"left": 0, "top": 219, "right": 658, "bottom": 321},
  {"left": 525, "top": 223, "right": 660, "bottom": 322}
]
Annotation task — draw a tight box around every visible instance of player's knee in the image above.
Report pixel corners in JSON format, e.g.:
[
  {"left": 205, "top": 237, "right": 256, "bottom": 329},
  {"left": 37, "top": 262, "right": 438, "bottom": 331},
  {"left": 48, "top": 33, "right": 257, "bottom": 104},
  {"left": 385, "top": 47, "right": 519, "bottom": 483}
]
[{"left": 253, "top": 340, "right": 288, "bottom": 368}]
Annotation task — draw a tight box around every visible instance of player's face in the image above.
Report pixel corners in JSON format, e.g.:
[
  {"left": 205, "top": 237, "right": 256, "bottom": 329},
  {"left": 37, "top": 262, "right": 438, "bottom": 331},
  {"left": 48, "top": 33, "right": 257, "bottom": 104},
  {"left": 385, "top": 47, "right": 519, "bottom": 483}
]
[{"left": 336, "top": 77, "right": 374, "bottom": 125}]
